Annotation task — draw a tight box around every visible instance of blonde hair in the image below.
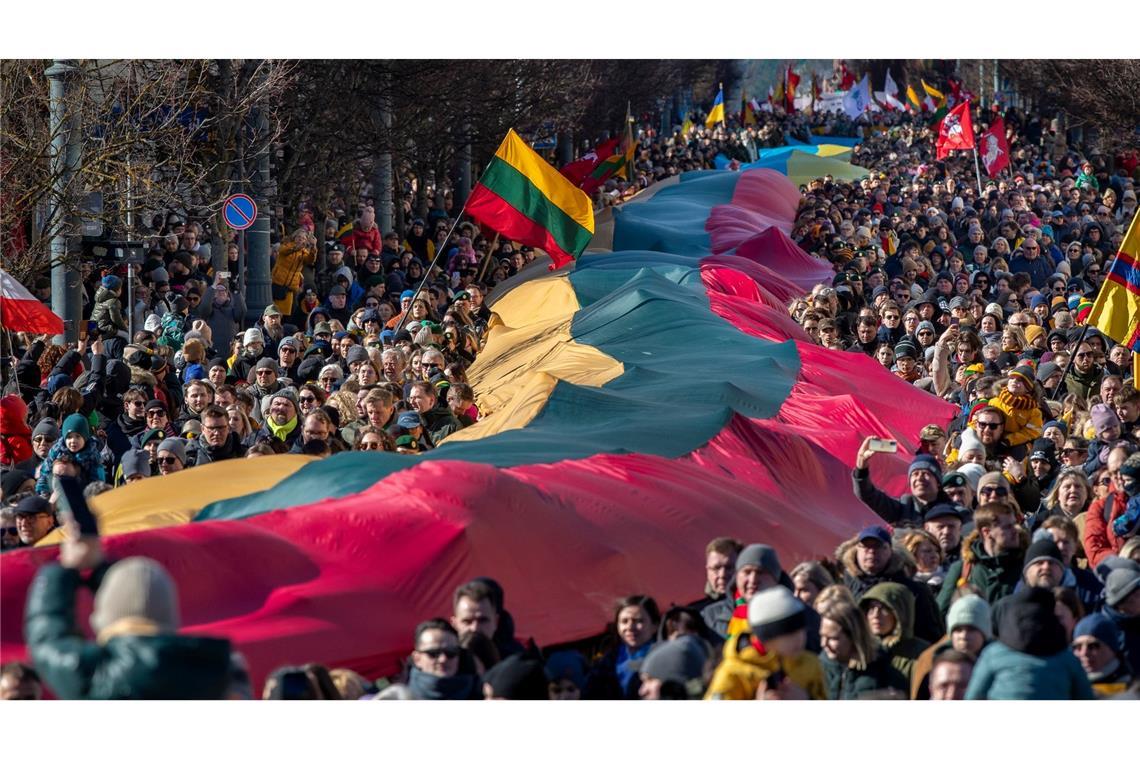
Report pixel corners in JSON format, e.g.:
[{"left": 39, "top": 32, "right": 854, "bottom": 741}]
[
  {"left": 814, "top": 583, "right": 855, "bottom": 612},
  {"left": 326, "top": 389, "right": 360, "bottom": 425},
  {"left": 329, "top": 668, "right": 369, "bottom": 700},
  {"left": 818, "top": 598, "right": 878, "bottom": 671},
  {"left": 900, "top": 528, "right": 943, "bottom": 568}
]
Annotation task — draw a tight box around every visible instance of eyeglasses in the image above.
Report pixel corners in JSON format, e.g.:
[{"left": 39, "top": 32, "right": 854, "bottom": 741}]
[
  {"left": 980, "top": 486, "right": 1010, "bottom": 497},
  {"left": 280, "top": 347, "right": 297, "bottom": 354},
  {"left": 156, "top": 456, "right": 180, "bottom": 466},
  {"left": 1095, "top": 477, "right": 1112, "bottom": 487},
  {"left": 1075, "top": 352, "right": 1095, "bottom": 360},
  {"left": 416, "top": 647, "right": 459, "bottom": 660},
  {"left": 975, "top": 421, "right": 1001, "bottom": 430},
  {"left": 129, "top": 400, "right": 146, "bottom": 407},
  {"left": 882, "top": 313, "right": 900, "bottom": 321},
  {"left": 202, "top": 423, "right": 228, "bottom": 433}
]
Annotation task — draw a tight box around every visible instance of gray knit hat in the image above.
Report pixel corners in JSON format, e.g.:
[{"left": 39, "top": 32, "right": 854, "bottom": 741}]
[
  {"left": 156, "top": 437, "right": 187, "bottom": 464},
  {"left": 1105, "top": 566, "right": 1140, "bottom": 608},
  {"left": 946, "top": 595, "right": 992, "bottom": 638},
  {"left": 90, "top": 557, "right": 180, "bottom": 635},
  {"left": 735, "top": 543, "right": 782, "bottom": 581},
  {"left": 640, "top": 636, "right": 709, "bottom": 686},
  {"left": 32, "top": 417, "right": 60, "bottom": 441}
]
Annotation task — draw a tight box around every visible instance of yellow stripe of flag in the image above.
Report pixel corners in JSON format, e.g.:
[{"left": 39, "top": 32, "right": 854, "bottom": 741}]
[
  {"left": 495, "top": 129, "right": 595, "bottom": 234},
  {"left": 1087, "top": 213, "right": 1140, "bottom": 347}
]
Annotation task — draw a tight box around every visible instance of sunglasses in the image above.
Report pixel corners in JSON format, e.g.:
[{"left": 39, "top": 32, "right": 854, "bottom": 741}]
[
  {"left": 975, "top": 421, "right": 1001, "bottom": 430},
  {"left": 299, "top": 395, "right": 317, "bottom": 403},
  {"left": 918, "top": 331, "right": 934, "bottom": 337},
  {"left": 32, "top": 435, "right": 56, "bottom": 443},
  {"left": 256, "top": 370, "right": 276, "bottom": 376},
  {"left": 1074, "top": 352, "right": 1095, "bottom": 359},
  {"left": 280, "top": 347, "right": 297, "bottom": 354},
  {"left": 146, "top": 410, "right": 167, "bottom": 417},
  {"left": 980, "top": 486, "right": 1010, "bottom": 497},
  {"left": 156, "top": 456, "right": 180, "bottom": 466},
  {"left": 416, "top": 647, "right": 460, "bottom": 660},
  {"left": 421, "top": 363, "right": 441, "bottom": 371},
  {"left": 2, "top": 527, "right": 19, "bottom": 537}
]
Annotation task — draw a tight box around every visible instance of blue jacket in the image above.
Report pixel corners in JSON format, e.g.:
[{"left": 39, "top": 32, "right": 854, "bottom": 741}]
[{"left": 965, "top": 642, "right": 1093, "bottom": 700}]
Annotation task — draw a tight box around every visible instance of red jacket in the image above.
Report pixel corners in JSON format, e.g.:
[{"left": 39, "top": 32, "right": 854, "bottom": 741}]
[
  {"left": 347, "top": 225, "right": 382, "bottom": 255},
  {"left": 1084, "top": 483, "right": 1128, "bottom": 567},
  {"left": 0, "top": 394, "right": 33, "bottom": 467}
]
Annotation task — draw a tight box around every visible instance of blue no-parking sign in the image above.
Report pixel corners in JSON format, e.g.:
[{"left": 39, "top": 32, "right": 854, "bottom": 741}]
[{"left": 223, "top": 193, "right": 257, "bottom": 230}]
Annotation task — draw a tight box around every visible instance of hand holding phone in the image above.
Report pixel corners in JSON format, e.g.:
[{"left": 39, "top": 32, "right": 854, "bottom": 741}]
[{"left": 867, "top": 438, "right": 899, "bottom": 454}]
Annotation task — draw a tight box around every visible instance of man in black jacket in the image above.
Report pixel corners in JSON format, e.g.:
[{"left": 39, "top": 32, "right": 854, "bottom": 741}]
[
  {"left": 194, "top": 405, "right": 246, "bottom": 465},
  {"left": 852, "top": 437, "right": 951, "bottom": 525}
]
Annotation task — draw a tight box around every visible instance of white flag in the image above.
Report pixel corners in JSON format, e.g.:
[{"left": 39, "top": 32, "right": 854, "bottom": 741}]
[
  {"left": 884, "top": 69, "right": 899, "bottom": 98},
  {"left": 842, "top": 74, "right": 872, "bottom": 119}
]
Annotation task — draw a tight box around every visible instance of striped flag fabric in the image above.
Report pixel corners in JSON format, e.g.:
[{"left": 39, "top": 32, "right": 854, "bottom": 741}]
[
  {"left": 706, "top": 85, "right": 725, "bottom": 128},
  {"left": 0, "top": 268, "right": 64, "bottom": 334},
  {"left": 466, "top": 129, "right": 595, "bottom": 270},
  {"left": 1087, "top": 213, "right": 1140, "bottom": 349}
]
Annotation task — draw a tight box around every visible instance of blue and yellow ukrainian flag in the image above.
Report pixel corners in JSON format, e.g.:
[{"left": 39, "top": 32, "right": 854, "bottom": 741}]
[
  {"left": 1087, "top": 213, "right": 1140, "bottom": 350},
  {"left": 705, "top": 85, "right": 725, "bottom": 128}
]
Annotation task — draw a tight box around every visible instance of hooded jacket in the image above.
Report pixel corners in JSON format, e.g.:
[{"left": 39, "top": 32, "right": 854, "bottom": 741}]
[
  {"left": 25, "top": 563, "right": 232, "bottom": 699},
  {"left": 838, "top": 538, "right": 945, "bottom": 642},
  {"left": 1102, "top": 602, "right": 1140, "bottom": 676},
  {"left": 0, "top": 395, "right": 33, "bottom": 467},
  {"left": 859, "top": 582, "right": 931, "bottom": 684},
  {"left": 271, "top": 240, "right": 316, "bottom": 317},
  {"left": 965, "top": 587, "right": 1094, "bottom": 700},
  {"left": 704, "top": 632, "right": 827, "bottom": 700},
  {"left": 90, "top": 285, "right": 127, "bottom": 336},
  {"left": 936, "top": 528, "right": 1026, "bottom": 616}
]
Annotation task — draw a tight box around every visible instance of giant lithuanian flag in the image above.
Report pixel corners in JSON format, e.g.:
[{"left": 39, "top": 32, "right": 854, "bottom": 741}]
[{"left": 467, "top": 129, "right": 595, "bottom": 270}]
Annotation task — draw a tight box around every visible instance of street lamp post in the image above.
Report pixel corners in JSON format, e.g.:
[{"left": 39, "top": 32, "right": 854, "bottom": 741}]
[{"left": 45, "top": 59, "right": 83, "bottom": 345}]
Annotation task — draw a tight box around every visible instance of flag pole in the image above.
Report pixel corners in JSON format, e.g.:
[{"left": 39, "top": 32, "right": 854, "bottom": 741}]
[
  {"left": 394, "top": 157, "right": 494, "bottom": 334},
  {"left": 972, "top": 146, "right": 984, "bottom": 197},
  {"left": 1050, "top": 243, "right": 1126, "bottom": 400},
  {"left": 474, "top": 232, "right": 501, "bottom": 284}
]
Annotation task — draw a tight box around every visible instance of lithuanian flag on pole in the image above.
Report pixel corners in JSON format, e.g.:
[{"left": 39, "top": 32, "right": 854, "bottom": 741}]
[{"left": 467, "top": 129, "right": 595, "bottom": 270}]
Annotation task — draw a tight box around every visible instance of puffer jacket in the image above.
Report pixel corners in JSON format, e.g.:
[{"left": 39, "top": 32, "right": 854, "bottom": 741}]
[
  {"left": 705, "top": 632, "right": 827, "bottom": 700},
  {"left": 838, "top": 538, "right": 945, "bottom": 642},
  {"left": 25, "top": 563, "right": 232, "bottom": 699},
  {"left": 859, "top": 582, "right": 931, "bottom": 685},
  {"left": 90, "top": 286, "right": 127, "bottom": 336},
  {"left": 271, "top": 240, "right": 316, "bottom": 317},
  {"left": 936, "top": 528, "right": 1027, "bottom": 616}
]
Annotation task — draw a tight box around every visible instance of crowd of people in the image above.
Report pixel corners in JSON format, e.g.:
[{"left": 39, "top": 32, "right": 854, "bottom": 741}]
[{"left": 2, "top": 83, "right": 1140, "bottom": 700}]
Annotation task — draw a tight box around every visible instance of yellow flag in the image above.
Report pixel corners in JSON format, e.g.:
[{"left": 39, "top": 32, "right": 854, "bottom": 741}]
[{"left": 922, "top": 79, "right": 946, "bottom": 107}]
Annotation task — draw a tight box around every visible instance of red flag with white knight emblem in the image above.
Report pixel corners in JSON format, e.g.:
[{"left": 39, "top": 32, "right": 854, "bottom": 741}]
[
  {"left": 935, "top": 101, "right": 975, "bottom": 160},
  {"left": 978, "top": 116, "right": 1011, "bottom": 177}
]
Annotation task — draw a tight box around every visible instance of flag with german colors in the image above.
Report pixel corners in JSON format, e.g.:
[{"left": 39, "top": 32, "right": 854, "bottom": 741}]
[
  {"left": 1087, "top": 213, "right": 1140, "bottom": 350},
  {"left": 467, "top": 129, "right": 595, "bottom": 270}
]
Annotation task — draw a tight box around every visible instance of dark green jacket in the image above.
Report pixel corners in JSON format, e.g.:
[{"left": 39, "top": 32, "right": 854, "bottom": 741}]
[
  {"left": 25, "top": 563, "right": 232, "bottom": 699},
  {"left": 936, "top": 530, "right": 1026, "bottom": 617},
  {"left": 820, "top": 647, "right": 909, "bottom": 700}
]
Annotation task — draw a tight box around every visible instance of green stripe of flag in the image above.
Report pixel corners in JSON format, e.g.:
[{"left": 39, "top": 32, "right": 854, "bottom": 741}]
[{"left": 482, "top": 156, "right": 593, "bottom": 256}]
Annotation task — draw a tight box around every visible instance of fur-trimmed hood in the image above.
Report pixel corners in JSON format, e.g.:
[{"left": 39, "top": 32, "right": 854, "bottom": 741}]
[
  {"left": 837, "top": 536, "right": 908, "bottom": 580},
  {"left": 129, "top": 366, "right": 157, "bottom": 388}
]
